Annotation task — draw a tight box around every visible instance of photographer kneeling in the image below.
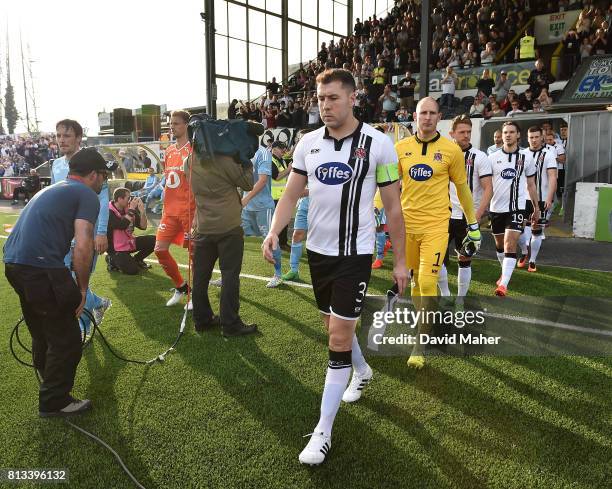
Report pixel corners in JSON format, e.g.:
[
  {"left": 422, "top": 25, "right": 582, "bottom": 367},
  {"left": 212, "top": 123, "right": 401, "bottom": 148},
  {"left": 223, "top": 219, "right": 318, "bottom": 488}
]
[{"left": 107, "top": 188, "right": 155, "bottom": 274}]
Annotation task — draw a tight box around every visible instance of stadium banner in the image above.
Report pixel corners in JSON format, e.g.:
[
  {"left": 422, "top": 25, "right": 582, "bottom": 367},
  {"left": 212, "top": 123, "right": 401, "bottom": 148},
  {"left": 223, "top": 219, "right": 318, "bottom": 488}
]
[
  {"left": 359, "top": 296, "right": 612, "bottom": 356},
  {"left": 570, "top": 55, "right": 612, "bottom": 100},
  {"left": 392, "top": 61, "right": 535, "bottom": 93},
  {"left": 534, "top": 10, "right": 581, "bottom": 45}
]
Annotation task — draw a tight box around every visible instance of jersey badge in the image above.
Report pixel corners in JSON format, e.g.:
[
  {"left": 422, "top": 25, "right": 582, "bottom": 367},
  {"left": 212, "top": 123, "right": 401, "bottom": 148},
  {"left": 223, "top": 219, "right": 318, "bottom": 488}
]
[
  {"left": 433, "top": 151, "right": 443, "bottom": 162},
  {"left": 354, "top": 147, "right": 367, "bottom": 160}
]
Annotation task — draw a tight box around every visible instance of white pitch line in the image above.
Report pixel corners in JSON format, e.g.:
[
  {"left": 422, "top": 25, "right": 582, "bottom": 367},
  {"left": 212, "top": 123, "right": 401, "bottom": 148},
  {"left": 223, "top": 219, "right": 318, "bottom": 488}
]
[{"left": 2, "top": 235, "right": 610, "bottom": 336}]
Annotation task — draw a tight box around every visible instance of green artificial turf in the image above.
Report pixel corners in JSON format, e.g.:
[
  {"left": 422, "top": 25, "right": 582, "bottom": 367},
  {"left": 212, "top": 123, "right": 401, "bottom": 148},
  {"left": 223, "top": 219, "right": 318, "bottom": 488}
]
[{"left": 1, "top": 213, "right": 611, "bottom": 489}]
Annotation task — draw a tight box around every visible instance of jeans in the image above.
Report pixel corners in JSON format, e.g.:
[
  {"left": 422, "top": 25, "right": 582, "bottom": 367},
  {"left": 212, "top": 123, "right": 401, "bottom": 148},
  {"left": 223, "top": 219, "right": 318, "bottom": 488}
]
[{"left": 192, "top": 227, "right": 244, "bottom": 328}]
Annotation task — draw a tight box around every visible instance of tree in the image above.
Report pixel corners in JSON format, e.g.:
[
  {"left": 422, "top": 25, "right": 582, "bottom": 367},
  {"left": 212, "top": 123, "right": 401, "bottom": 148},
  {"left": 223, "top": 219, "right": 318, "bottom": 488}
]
[{"left": 5, "top": 77, "right": 18, "bottom": 135}]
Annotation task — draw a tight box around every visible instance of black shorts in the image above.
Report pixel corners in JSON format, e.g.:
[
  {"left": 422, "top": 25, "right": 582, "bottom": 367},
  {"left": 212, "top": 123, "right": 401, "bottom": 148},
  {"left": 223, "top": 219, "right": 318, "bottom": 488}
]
[
  {"left": 490, "top": 211, "right": 526, "bottom": 234},
  {"left": 524, "top": 200, "right": 544, "bottom": 225},
  {"left": 444, "top": 218, "right": 467, "bottom": 264},
  {"left": 307, "top": 250, "right": 372, "bottom": 320}
]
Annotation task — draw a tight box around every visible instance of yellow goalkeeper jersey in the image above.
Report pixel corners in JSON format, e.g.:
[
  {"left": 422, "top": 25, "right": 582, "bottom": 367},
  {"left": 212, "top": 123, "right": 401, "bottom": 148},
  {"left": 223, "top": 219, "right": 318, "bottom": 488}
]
[{"left": 396, "top": 132, "right": 468, "bottom": 233}]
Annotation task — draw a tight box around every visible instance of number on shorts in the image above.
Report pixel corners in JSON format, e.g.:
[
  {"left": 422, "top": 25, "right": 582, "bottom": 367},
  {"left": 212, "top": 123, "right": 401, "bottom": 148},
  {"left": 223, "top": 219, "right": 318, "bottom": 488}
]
[
  {"left": 433, "top": 252, "right": 441, "bottom": 267},
  {"left": 511, "top": 212, "right": 524, "bottom": 225},
  {"left": 355, "top": 281, "right": 367, "bottom": 303}
]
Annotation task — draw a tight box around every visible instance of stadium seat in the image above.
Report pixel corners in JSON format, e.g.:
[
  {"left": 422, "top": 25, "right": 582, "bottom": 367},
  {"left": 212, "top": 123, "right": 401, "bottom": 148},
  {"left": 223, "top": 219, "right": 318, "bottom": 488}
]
[{"left": 462, "top": 96, "right": 475, "bottom": 109}]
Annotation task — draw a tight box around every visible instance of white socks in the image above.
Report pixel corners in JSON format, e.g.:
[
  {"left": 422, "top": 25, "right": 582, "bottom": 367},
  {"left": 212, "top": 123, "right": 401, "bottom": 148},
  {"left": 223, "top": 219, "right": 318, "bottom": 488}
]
[
  {"left": 351, "top": 334, "right": 368, "bottom": 375},
  {"left": 500, "top": 254, "right": 517, "bottom": 287},
  {"left": 519, "top": 226, "right": 532, "bottom": 255},
  {"left": 530, "top": 235, "right": 543, "bottom": 263},
  {"left": 438, "top": 264, "right": 451, "bottom": 296},
  {"left": 315, "top": 350, "right": 352, "bottom": 436},
  {"left": 496, "top": 249, "right": 505, "bottom": 265},
  {"left": 457, "top": 265, "right": 472, "bottom": 297}
]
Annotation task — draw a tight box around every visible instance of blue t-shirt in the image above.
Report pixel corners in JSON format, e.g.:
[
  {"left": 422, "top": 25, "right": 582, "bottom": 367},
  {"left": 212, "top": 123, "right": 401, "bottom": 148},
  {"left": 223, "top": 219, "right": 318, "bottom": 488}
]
[
  {"left": 3, "top": 179, "right": 100, "bottom": 268},
  {"left": 245, "top": 146, "right": 275, "bottom": 211},
  {"left": 51, "top": 155, "right": 109, "bottom": 236}
]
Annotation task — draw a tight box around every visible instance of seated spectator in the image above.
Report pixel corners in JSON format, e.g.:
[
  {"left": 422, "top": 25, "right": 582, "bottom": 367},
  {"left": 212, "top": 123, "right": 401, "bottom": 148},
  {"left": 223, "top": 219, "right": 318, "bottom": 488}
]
[
  {"left": 145, "top": 174, "right": 165, "bottom": 214},
  {"left": 580, "top": 36, "right": 593, "bottom": 60},
  {"left": 531, "top": 99, "right": 545, "bottom": 113},
  {"left": 106, "top": 188, "right": 155, "bottom": 275},
  {"left": 538, "top": 87, "right": 553, "bottom": 107},
  {"left": 469, "top": 94, "right": 486, "bottom": 117},
  {"left": 477, "top": 69, "right": 495, "bottom": 97},
  {"left": 132, "top": 167, "right": 159, "bottom": 199},
  {"left": 480, "top": 42, "right": 496, "bottom": 65},
  {"left": 507, "top": 100, "right": 524, "bottom": 116},
  {"left": 463, "top": 42, "right": 479, "bottom": 68},
  {"left": 396, "top": 106, "right": 411, "bottom": 122},
  {"left": 489, "top": 100, "right": 505, "bottom": 118},
  {"left": 11, "top": 169, "right": 40, "bottom": 205},
  {"left": 519, "top": 88, "right": 535, "bottom": 111}
]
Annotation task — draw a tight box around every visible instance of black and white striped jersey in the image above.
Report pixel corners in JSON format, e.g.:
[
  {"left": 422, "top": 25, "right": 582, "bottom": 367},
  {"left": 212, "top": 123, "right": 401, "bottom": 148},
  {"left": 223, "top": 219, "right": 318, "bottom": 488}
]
[
  {"left": 489, "top": 148, "right": 536, "bottom": 213},
  {"left": 546, "top": 142, "right": 566, "bottom": 169},
  {"left": 292, "top": 122, "right": 398, "bottom": 256},
  {"left": 526, "top": 146, "right": 558, "bottom": 204},
  {"left": 449, "top": 144, "right": 492, "bottom": 219}
]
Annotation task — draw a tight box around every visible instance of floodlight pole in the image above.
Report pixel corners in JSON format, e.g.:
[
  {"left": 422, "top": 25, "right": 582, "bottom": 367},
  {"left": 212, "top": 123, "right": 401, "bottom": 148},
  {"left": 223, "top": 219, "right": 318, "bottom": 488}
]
[
  {"left": 204, "top": 0, "right": 217, "bottom": 118},
  {"left": 418, "top": 0, "right": 431, "bottom": 100}
]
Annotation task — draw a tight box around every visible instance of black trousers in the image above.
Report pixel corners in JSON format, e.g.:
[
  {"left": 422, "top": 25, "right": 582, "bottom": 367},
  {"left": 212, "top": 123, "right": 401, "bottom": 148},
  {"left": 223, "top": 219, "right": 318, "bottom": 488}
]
[
  {"left": 111, "top": 235, "right": 156, "bottom": 275},
  {"left": 192, "top": 227, "right": 244, "bottom": 328},
  {"left": 5, "top": 264, "right": 83, "bottom": 412},
  {"left": 12, "top": 186, "right": 32, "bottom": 201}
]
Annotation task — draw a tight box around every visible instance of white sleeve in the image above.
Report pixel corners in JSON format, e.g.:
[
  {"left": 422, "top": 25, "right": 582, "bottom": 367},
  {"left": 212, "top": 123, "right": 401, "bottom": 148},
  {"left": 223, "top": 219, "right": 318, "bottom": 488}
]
[
  {"left": 545, "top": 152, "right": 558, "bottom": 170},
  {"left": 555, "top": 143, "right": 565, "bottom": 156},
  {"left": 476, "top": 151, "right": 493, "bottom": 177},
  {"left": 375, "top": 135, "right": 399, "bottom": 167},
  {"left": 525, "top": 152, "right": 537, "bottom": 177}
]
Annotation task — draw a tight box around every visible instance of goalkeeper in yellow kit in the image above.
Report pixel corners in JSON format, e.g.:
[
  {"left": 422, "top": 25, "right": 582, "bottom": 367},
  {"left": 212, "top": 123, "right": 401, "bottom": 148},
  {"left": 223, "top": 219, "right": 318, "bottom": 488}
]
[{"left": 395, "top": 97, "right": 482, "bottom": 368}]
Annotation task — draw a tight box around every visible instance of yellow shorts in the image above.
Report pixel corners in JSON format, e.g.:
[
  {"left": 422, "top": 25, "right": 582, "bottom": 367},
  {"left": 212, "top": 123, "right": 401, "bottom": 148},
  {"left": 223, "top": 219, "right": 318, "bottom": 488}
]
[{"left": 405, "top": 231, "right": 449, "bottom": 278}]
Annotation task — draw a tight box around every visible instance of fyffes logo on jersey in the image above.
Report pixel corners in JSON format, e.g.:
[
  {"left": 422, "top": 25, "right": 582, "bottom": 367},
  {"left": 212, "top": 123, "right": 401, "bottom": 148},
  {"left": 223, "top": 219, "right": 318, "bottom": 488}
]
[
  {"left": 315, "top": 162, "right": 353, "bottom": 185},
  {"left": 409, "top": 164, "right": 433, "bottom": 181},
  {"left": 501, "top": 168, "right": 517, "bottom": 179}
]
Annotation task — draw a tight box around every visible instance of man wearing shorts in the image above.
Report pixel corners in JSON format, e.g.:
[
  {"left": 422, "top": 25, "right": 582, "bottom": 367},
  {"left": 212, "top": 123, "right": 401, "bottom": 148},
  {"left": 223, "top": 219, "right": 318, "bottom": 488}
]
[
  {"left": 488, "top": 121, "right": 539, "bottom": 296},
  {"left": 395, "top": 98, "right": 481, "bottom": 369},
  {"left": 263, "top": 69, "right": 408, "bottom": 465},
  {"left": 154, "top": 110, "right": 195, "bottom": 307}
]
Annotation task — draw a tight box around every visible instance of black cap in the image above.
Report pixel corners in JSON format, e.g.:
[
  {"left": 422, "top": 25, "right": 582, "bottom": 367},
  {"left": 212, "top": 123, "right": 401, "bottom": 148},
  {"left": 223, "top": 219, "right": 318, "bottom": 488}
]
[{"left": 69, "top": 148, "right": 118, "bottom": 173}]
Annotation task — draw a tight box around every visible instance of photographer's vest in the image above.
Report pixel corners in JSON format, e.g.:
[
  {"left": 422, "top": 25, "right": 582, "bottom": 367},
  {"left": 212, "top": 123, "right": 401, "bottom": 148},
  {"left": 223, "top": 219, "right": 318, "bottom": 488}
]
[
  {"left": 519, "top": 36, "right": 535, "bottom": 60},
  {"left": 109, "top": 203, "right": 136, "bottom": 252},
  {"left": 271, "top": 154, "right": 290, "bottom": 201}
]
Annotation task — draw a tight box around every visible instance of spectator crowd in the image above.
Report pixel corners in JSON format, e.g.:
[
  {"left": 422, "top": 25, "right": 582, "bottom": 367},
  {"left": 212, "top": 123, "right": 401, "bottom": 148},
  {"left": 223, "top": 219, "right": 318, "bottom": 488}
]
[
  {"left": 227, "top": 0, "right": 610, "bottom": 127},
  {"left": 0, "top": 134, "right": 59, "bottom": 177}
]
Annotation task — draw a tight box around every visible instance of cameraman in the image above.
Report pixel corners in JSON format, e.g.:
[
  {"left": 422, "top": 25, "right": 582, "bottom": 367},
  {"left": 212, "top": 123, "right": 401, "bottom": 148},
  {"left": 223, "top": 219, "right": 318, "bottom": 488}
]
[
  {"left": 190, "top": 125, "right": 260, "bottom": 337},
  {"left": 107, "top": 188, "right": 155, "bottom": 274}
]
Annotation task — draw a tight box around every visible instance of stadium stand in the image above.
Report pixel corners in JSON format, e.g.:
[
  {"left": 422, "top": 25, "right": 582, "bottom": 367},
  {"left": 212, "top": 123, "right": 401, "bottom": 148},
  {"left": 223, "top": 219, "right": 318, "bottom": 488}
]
[{"left": 226, "top": 0, "right": 611, "bottom": 125}]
